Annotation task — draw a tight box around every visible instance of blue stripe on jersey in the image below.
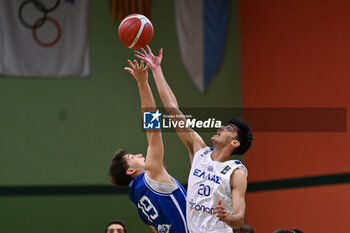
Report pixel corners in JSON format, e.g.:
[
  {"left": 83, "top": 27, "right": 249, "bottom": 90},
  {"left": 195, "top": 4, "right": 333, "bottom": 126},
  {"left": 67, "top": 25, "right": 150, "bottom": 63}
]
[{"left": 129, "top": 173, "right": 188, "bottom": 233}]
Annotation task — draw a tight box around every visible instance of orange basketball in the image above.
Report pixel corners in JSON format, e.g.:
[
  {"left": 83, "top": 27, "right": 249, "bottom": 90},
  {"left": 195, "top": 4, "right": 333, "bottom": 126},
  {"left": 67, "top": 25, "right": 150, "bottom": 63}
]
[{"left": 118, "top": 14, "right": 154, "bottom": 49}]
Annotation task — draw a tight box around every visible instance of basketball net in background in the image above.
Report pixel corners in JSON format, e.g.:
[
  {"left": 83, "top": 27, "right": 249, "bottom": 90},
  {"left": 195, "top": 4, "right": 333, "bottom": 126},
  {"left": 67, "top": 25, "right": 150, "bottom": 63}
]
[{"left": 110, "top": 0, "right": 151, "bottom": 23}]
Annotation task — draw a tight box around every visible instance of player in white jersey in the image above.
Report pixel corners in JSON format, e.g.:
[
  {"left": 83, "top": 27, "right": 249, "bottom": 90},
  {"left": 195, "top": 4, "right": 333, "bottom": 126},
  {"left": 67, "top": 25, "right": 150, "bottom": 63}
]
[{"left": 135, "top": 46, "right": 254, "bottom": 232}]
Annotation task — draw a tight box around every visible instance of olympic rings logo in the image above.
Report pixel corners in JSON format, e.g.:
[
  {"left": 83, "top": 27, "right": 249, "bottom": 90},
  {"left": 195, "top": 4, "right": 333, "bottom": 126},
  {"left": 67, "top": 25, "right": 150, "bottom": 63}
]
[{"left": 18, "top": 0, "right": 61, "bottom": 47}]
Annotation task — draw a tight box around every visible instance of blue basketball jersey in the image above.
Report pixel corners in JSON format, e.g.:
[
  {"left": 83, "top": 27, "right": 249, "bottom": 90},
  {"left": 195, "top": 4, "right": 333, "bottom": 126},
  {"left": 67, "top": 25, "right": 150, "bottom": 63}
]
[{"left": 129, "top": 172, "right": 189, "bottom": 233}]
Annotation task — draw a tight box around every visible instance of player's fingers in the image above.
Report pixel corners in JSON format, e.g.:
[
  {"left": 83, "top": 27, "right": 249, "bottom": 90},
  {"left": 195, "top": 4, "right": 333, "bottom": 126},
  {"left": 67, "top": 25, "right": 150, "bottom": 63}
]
[
  {"left": 143, "top": 64, "right": 149, "bottom": 71},
  {"left": 214, "top": 206, "right": 224, "bottom": 211},
  {"left": 214, "top": 207, "right": 225, "bottom": 213},
  {"left": 159, "top": 48, "right": 163, "bottom": 58},
  {"left": 127, "top": 59, "right": 135, "bottom": 68},
  {"left": 134, "top": 54, "right": 145, "bottom": 61},
  {"left": 213, "top": 208, "right": 225, "bottom": 215},
  {"left": 134, "top": 59, "right": 140, "bottom": 69},
  {"left": 134, "top": 50, "right": 144, "bottom": 57},
  {"left": 146, "top": 45, "right": 153, "bottom": 55},
  {"left": 218, "top": 212, "right": 227, "bottom": 219},
  {"left": 140, "top": 47, "right": 147, "bottom": 55},
  {"left": 124, "top": 67, "right": 134, "bottom": 75}
]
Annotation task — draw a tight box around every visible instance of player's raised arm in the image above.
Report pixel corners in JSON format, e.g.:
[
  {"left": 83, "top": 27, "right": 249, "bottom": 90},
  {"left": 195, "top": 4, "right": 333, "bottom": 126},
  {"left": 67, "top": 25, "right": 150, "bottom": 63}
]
[
  {"left": 135, "top": 46, "right": 206, "bottom": 163},
  {"left": 124, "top": 59, "right": 168, "bottom": 181}
]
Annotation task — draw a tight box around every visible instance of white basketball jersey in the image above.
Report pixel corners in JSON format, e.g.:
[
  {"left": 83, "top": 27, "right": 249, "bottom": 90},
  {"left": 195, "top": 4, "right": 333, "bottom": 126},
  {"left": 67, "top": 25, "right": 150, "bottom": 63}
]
[{"left": 186, "top": 147, "right": 248, "bottom": 233}]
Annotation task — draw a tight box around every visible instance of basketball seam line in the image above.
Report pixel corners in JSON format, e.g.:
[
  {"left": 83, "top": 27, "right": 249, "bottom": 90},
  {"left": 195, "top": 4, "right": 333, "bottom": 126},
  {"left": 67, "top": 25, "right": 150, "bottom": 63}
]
[{"left": 129, "top": 19, "right": 147, "bottom": 49}]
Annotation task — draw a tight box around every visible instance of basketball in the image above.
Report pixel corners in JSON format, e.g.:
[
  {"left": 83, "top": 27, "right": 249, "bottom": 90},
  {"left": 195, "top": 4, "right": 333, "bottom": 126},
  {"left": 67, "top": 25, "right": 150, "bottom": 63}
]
[{"left": 118, "top": 14, "right": 154, "bottom": 49}]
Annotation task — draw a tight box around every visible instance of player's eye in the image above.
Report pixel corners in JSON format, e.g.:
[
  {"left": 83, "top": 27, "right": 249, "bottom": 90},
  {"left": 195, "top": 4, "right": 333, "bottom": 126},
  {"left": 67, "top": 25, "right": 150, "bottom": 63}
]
[{"left": 227, "top": 124, "right": 235, "bottom": 131}]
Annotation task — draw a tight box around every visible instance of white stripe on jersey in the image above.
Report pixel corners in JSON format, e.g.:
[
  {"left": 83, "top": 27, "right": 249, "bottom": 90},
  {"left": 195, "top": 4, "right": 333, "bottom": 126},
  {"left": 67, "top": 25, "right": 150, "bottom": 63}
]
[{"left": 170, "top": 194, "right": 189, "bottom": 233}]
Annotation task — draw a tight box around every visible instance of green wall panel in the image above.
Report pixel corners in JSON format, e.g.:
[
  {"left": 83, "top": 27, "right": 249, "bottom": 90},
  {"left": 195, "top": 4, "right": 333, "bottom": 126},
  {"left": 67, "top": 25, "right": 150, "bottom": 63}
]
[{"left": 0, "top": 195, "right": 149, "bottom": 233}]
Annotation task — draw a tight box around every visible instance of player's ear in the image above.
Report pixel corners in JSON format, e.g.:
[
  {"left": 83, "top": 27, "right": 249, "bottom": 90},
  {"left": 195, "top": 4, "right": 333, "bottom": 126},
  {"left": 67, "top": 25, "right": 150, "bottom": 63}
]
[
  {"left": 231, "top": 139, "right": 240, "bottom": 148},
  {"left": 126, "top": 168, "right": 137, "bottom": 176}
]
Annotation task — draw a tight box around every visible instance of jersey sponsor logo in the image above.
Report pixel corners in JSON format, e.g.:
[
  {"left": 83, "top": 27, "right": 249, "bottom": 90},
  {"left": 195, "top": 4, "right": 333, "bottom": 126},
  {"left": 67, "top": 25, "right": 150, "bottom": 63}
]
[
  {"left": 157, "top": 224, "right": 171, "bottom": 233},
  {"left": 193, "top": 168, "right": 222, "bottom": 184},
  {"left": 189, "top": 198, "right": 214, "bottom": 214},
  {"left": 220, "top": 165, "right": 232, "bottom": 175}
]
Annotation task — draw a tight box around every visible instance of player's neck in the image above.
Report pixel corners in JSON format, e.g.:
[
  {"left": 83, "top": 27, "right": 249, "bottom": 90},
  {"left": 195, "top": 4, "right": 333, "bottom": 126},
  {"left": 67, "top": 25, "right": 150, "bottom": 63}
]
[
  {"left": 131, "top": 169, "right": 146, "bottom": 179},
  {"left": 211, "top": 146, "right": 232, "bottom": 162}
]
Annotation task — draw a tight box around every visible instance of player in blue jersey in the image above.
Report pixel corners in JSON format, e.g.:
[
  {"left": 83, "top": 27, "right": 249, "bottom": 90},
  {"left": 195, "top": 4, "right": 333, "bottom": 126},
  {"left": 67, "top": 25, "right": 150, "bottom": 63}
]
[
  {"left": 135, "top": 46, "right": 253, "bottom": 232},
  {"left": 108, "top": 59, "right": 188, "bottom": 233}
]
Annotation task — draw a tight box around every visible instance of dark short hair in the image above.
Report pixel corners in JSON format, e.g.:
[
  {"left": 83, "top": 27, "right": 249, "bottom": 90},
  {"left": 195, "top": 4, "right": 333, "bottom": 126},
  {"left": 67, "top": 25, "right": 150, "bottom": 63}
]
[
  {"left": 108, "top": 149, "right": 133, "bottom": 187},
  {"left": 273, "top": 229, "right": 292, "bottom": 233},
  {"left": 105, "top": 220, "right": 127, "bottom": 233},
  {"left": 239, "top": 224, "right": 255, "bottom": 233},
  {"left": 228, "top": 118, "right": 254, "bottom": 155},
  {"left": 291, "top": 229, "right": 303, "bottom": 233}
]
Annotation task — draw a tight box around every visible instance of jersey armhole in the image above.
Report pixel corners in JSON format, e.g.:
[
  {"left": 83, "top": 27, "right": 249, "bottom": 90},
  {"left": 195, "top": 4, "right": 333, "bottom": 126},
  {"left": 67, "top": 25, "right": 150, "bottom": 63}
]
[
  {"left": 193, "top": 146, "right": 210, "bottom": 158},
  {"left": 232, "top": 165, "right": 248, "bottom": 177},
  {"left": 144, "top": 173, "right": 178, "bottom": 194},
  {"left": 235, "top": 165, "right": 248, "bottom": 177}
]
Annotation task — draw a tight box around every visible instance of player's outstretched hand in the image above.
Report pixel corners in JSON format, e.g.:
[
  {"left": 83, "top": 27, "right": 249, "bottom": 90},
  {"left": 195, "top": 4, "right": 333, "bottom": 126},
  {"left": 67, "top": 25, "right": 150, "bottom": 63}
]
[
  {"left": 124, "top": 59, "right": 149, "bottom": 83},
  {"left": 213, "top": 199, "right": 229, "bottom": 223},
  {"left": 134, "top": 45, "right": 163, "bottom": 70}
]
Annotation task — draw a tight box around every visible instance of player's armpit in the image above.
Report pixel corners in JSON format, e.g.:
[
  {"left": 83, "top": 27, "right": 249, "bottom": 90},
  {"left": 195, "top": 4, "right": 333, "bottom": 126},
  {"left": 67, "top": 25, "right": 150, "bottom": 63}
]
[
  {"left": 145, "top": 137, "right": 173, "bottom": 184},
  {"left": 177, "top": 129, "right": 206, "bottom": 163}
]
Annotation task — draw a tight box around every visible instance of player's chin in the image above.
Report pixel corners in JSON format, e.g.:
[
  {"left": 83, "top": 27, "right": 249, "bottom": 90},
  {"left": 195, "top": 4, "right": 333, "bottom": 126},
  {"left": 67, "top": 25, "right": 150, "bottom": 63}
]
[{"left": 211, "top": 136, "right": 221, "bottom": 144}]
